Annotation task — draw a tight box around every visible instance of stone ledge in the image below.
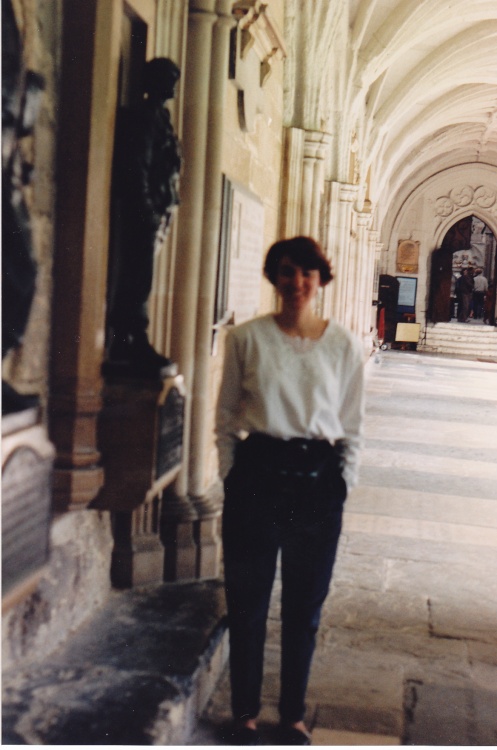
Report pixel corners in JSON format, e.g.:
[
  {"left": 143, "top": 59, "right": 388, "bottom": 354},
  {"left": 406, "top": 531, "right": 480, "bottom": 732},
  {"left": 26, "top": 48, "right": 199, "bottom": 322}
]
[{"left": 2, "top": 581, "right": 228, "bottom": 745}]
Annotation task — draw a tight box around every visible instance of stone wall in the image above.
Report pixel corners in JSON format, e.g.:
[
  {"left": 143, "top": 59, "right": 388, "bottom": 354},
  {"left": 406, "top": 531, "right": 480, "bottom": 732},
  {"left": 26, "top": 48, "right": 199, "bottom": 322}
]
[
  {"left": 2, "top": 0, "right": 61, "bottom": 404},
  {"left": 2, "top": 0, "right": 116, "bottom": 669},
  {"left": 2, "top": 510, "right": 113, "bottom": 670}
]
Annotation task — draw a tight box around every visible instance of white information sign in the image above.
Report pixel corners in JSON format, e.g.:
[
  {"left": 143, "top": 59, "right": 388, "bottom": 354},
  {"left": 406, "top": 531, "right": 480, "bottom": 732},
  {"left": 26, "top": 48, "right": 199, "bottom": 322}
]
[{"left": 226, "top": 183, "right": 265, "bottom": 324}]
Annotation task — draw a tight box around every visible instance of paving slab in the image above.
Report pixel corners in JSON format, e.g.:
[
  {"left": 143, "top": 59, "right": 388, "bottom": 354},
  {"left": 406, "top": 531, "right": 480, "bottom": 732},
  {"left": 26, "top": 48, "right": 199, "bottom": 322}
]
[
  {"left": 312, "top": 728, "right": 400, "bottom": 745},
  {"left": 348, "top": 486, "right": 497, "bottom": 528},
  {"left": 403, "top": 681, "right": 497, "bottom": 745}
]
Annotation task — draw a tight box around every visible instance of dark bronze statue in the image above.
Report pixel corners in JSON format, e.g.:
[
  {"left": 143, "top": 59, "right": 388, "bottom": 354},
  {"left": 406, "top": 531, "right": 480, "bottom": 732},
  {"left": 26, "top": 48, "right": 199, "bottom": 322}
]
[
  {"left": 105, "top": 57, "right": 181, "bottom": 378},
  {"left": 2, "top": 0, "right": 44, "bottom": 414}
]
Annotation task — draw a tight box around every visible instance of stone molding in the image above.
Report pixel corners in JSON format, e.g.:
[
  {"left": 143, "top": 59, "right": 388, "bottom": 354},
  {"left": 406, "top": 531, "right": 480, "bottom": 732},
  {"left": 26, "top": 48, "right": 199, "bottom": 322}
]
[
  {"left": 339, "top": 183, "right": 359, "bottom": 203},
  {"left": 356, "top": 211, "right": 374, "bottom": 229},
  {"left": 232, "top": 0, "right": 286, "bottom": 85},
  {"left": 303, "top": 130, "right": 332, "bottom": 161}
]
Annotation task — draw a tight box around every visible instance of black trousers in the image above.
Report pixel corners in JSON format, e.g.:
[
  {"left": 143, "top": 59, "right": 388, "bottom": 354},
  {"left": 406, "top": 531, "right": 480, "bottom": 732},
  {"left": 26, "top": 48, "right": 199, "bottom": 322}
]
[{"left": 222, "top": 434, "right": 347, "bottom": 724}]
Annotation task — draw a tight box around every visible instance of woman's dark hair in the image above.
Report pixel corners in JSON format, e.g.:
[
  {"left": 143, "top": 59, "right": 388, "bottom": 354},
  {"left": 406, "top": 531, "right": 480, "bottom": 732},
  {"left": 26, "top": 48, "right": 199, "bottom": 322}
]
[{"left": 263, "top": 236, "right": 333, "bottom": 286}]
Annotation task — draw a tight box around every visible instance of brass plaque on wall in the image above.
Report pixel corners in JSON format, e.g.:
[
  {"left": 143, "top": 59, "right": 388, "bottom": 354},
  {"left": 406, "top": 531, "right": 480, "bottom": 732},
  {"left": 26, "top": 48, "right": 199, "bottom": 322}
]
[{"left": 396, "top": 240, "right": 420, "bottom": 273}]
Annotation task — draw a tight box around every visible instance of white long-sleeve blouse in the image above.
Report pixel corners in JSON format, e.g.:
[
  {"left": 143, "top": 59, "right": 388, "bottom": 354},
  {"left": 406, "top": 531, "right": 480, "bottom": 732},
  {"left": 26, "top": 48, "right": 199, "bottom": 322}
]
[{"left": 215, "top": 314, "right": 365, "bottom": 490}]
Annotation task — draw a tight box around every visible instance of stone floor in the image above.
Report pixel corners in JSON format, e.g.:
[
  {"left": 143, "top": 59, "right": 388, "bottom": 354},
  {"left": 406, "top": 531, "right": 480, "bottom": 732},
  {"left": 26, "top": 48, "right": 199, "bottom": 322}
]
[
  {"left": 2, "top": 350, "right": 497, "bottom": 746},
  {"left": 192, "top": 350, "right": 497, "bottom": 746}
]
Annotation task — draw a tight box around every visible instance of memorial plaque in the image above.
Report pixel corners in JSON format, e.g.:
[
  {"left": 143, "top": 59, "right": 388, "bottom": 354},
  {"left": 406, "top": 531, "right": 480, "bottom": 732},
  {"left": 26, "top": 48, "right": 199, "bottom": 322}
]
[
  {"left": 217, "top": 178, "right": 264, "bottom": 326},
  {"left": 2, "top": 446, "right": 52, "bottom": 595},
  {"left": 396, "top": 239, "right": 420, "bottom": 273}
]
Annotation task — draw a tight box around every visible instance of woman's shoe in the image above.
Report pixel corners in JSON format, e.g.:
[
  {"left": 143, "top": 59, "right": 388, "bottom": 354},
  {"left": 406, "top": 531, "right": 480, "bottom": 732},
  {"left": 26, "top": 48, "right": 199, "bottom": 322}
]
[{"left": 278, "top": 725, "right": 312, "bottom": 745}]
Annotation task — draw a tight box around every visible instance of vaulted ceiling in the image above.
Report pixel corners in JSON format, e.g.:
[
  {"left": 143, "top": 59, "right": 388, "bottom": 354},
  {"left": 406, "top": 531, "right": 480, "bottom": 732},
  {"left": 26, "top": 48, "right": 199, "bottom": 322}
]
[{"left": 285, "top": 0, "right": 497, "bottom": 221}]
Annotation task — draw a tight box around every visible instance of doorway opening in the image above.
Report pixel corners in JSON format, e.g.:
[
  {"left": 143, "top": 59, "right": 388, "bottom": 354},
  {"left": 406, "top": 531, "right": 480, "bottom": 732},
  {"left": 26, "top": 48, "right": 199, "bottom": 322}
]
[{"left": 428, "top": 215, "right": 496, "bottom": 325}]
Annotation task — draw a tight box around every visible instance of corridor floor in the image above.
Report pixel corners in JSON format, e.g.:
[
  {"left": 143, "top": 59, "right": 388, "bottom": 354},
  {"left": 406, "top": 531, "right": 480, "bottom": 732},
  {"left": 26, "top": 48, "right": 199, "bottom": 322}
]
[{"left": 192, "top": 350, "right": 497, "bottom": 746}]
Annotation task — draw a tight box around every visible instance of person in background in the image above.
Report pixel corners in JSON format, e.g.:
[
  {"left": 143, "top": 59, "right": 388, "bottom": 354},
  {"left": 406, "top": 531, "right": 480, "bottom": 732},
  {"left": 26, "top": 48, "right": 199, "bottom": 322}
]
[
  {"left": 216, "top": 236, "right": 364, "bottom": 746},
  {"left": 456, "top": 267, "right": 474, "bottom": 322},
  {"left": 484, "top": 282, "right": 495, "bottom": 325},
  {"left": 473, "top": 268, "right": 488, "bottom": 320}
]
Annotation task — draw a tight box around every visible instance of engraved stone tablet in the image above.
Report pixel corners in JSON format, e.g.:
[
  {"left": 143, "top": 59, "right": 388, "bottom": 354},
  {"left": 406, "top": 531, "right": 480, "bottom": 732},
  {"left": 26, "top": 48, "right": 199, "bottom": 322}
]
[{"left": 2, "top": 445, "right": 52, "bottom": 594}]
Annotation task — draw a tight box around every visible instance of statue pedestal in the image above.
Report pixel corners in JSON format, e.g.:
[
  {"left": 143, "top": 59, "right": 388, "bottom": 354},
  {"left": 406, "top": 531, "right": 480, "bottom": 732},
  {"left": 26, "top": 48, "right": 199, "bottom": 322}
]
[
  {"left": 2, "top": 407, "right": 55, "bottom": 611},
  {"left": 94, "top": 374, "right": 185, "bottom": 588}
]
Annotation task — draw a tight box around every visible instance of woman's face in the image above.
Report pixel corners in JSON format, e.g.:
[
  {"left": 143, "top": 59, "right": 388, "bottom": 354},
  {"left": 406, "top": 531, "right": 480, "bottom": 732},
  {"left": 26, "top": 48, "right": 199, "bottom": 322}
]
[{"left": 275, "top": 256, "right": 322, "bottom": 310}]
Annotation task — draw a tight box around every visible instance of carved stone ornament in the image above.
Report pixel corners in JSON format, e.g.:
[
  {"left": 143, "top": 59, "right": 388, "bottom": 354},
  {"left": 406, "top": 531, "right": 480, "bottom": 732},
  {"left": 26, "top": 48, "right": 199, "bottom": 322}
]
[
  {"left": 435, "top": 185, "right": 497, "bottom": 219},
  {"left": 450, "top": 186, "right": 473, "bottom": 207},
  {"left": 435, "top": 196, "right": 454, "bottom": 217},
  {"left": 231, "top": 0, "right": 286, "bottom": 131},
  {"left": 474, "top": 186, "right": 496, "bottom": 209}
]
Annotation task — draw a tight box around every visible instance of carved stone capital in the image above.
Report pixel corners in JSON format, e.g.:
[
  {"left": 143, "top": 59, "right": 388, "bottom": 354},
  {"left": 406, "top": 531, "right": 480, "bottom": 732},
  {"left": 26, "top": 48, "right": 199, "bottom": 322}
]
[
  {"left": 303, "top": 130, "right": 332, "bottom": 161},
  {"left": 339, "top": 183, "right": 360, "bottom": 203},
  {"left": 356, "top": 212, "right": 373, "bottom": 229}
]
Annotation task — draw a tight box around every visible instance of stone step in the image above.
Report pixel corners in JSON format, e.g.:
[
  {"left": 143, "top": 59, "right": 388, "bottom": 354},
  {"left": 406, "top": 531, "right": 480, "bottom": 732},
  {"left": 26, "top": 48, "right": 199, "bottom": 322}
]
[
  {"left": 422, "top": 335, "right": 497, "bottom": 347},
  {"left": 418, "top": 324, "right": 497, "bottom": 360},
  {"left": 421, "top": 346, "right": 497, "bottom": 359},
  {"left": 428, "top": 322, "right": 497, "bottom": 332},
  {"left": 2, "top": 582, "right": 228, "bottom": 746},
  {"left": 421, "top": 340, "right": 497, "bottom": 348}
]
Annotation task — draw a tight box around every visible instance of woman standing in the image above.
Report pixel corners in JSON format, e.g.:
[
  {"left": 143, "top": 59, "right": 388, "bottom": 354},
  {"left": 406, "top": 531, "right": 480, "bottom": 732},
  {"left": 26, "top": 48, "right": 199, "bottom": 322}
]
[{"left": 216, "top": 237, "right": 364, "bottom": 745}]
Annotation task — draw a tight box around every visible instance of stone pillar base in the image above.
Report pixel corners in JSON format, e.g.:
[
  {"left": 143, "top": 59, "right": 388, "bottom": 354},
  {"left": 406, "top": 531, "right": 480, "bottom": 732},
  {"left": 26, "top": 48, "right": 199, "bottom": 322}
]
[
  {"left": 111, "top": 500, "right": 165, "bottom": 589},
  {"left": 161, "top": 490, "right": 198, "bottom": 582},
  {"left": 195, "top": 515, "right": 221, "bottom": 580},
  {"left": 94, "top": 374, "right": 185, "bottom": 588},
  {"left": 161, "top": 490, "right": 222, "bottom": 581}
]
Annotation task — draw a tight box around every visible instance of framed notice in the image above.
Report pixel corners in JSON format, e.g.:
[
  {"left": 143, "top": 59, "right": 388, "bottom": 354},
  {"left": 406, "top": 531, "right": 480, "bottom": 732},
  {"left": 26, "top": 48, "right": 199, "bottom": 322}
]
[
  {"left": 215, "top": 177, "right": 264, "bottom": 326},
  {"left": 396, "top": 276, "right": 417, "bottom": 313},
  {"left": 396, "top": 239, "right": 419, "bottom": 273}
]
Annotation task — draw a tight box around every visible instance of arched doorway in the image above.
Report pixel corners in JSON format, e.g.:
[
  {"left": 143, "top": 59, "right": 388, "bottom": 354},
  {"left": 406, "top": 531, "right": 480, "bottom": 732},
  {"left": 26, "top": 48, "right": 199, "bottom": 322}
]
[{"left": 429, "top": 215, "right": 497, "bottom": 324}]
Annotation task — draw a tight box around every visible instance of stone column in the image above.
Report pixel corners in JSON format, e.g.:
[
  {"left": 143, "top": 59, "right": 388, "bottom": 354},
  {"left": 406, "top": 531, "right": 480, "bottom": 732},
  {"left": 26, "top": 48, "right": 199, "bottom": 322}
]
[
  {"left": 362, "top": 229, "right": 380, "bottom": 346},
  {"left": 188, "top": 0, "right": 235, "bottom": 579},
  {"left": 163, "top": 0, "right": 217, "bottom": 579},
  {"left": 279, "top": 127, "right": 305, "bottom": 238},
  {"left": 322, "top": 180, "right": 339, "bottom": 321},
  {"left": 49, "top": 0, "right": 121, "bottom": 512},
  {"left": 169, "top": 0, "right": 216, "bottom": 497},
  {"left": 300, "top": 151, "right": 314, "bottom": 236},
  {"left": 300, "top": 132, "right": 331, "bottom": 239},
  {"left": 328, "top": 183, "right": 358, "bottom": 325},
  {"left": 349, "top": 211, "right": 372, "bottom": 335}
]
